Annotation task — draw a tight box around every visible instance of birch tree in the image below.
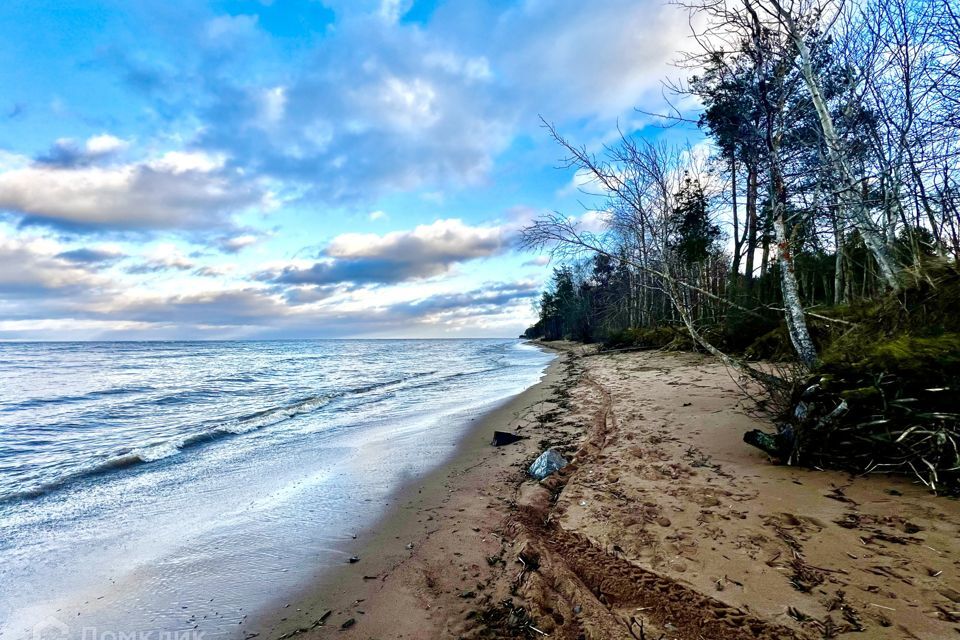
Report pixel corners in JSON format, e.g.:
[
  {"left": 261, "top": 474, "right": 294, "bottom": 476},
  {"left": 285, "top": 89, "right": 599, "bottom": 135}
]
[{"left": 756, "top": 0, "right": 903, "bottom": 288}]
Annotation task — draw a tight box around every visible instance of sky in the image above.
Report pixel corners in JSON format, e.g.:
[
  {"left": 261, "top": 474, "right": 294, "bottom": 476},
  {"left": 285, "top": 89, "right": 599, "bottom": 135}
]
[{"left": 0, "top": 0, "right": 700, "bottom": 340}]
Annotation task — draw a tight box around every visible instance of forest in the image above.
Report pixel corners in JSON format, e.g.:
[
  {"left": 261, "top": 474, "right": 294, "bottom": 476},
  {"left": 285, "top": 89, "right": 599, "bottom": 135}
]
[{"left": 522, "top": 0, "right": 960, "bottom": 492}]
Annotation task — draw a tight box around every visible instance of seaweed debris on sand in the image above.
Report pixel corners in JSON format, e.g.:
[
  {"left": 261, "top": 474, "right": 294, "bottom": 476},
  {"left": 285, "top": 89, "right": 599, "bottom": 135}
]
[{"left": 746, "top": 262, "right": 960, "bottom": 494}]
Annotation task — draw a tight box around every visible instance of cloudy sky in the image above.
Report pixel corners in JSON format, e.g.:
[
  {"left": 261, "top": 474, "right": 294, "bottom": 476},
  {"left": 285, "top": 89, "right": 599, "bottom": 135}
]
[{"left": 0, "top": 0, "right": 697, "bottom": 340}]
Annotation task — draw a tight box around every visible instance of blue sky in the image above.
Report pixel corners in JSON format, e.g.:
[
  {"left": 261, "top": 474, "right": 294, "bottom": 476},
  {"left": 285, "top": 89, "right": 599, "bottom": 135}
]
[{"left": 0, "top": 0, "right": 698, "bottom": 339}]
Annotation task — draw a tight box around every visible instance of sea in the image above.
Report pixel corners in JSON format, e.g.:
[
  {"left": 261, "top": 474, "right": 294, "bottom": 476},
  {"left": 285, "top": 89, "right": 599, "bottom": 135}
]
[{"left": 0, "top": 339, "right": 553, "bottom": 639}]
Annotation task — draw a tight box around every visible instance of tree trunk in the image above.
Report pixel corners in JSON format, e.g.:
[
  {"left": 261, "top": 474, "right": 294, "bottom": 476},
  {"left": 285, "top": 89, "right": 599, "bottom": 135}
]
[
  {"left": 744, "top": 165, "right": 759, "bottom": 291},
  {"left": 760, "top": 234, "right": 770, "bottom": 281},
  {"left": 730, "top": 157, "right": 743, "bottom": 284},
  {"left": 834, "top": 225, "right": 844, "bottom": 305},
  {"left": 768, "top": 0, "right": 901, "bottom": 289},
  {"left": 773, "top": 211, "right": 818, "bottom": 369}
]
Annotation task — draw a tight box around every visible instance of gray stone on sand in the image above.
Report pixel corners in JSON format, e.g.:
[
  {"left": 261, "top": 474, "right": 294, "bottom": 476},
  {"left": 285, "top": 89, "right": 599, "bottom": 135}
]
[{"left": 528, "top": 449, "right": 567, "bottom": 480}]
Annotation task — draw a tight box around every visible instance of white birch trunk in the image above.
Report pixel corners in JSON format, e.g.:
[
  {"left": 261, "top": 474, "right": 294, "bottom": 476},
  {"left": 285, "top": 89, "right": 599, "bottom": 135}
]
[
  {"left": 770, "top": 0, "right": 901, "bottom": 289},
  {"left": 773, "top": 212, "right": 819, "bottom": 369}
]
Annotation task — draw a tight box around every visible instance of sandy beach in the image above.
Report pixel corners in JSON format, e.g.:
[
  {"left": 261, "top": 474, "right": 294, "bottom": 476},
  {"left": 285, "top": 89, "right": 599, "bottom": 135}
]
[{"left": 251, "top": 344, "right": 960, "bottom": 640}]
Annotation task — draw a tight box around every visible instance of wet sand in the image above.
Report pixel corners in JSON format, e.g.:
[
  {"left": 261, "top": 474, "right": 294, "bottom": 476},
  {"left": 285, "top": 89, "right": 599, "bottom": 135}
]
[{"left": 251, "top": 344, "right": 960, "bottom": 639}]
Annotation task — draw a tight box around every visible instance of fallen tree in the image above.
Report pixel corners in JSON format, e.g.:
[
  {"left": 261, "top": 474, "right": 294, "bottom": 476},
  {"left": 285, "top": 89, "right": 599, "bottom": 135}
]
[{"left": 744, "top": 261, "right": 960, "bottom": 493}]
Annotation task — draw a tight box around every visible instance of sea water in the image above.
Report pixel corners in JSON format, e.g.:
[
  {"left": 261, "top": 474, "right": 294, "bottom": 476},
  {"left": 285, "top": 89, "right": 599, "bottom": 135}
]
[{"left": 0, "top": 339, "right": 553, "bottom": 639}]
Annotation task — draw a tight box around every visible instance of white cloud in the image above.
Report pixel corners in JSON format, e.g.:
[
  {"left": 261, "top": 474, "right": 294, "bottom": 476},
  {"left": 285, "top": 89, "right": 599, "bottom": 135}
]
[
  {"left": 35, "top": 134, "right": 130, "bottom": 167},
  {"left": 376, "top": 76, "right": 439, "bottom": 131},
  {"left": 0, "top": 221, "right": 536, "bottom": 338},
  {"left": 0, "top": 150, "right": 263, "bottom": 230},
  {"left": 191, "top": 11, "right": 516, "bottom": 202},
  {"left": 184, "top": 0, "right": 685, "bottom": 209},
  {"left": 147, "top": 150, "right": 226, "bottom": 174},
  {"left": 0, "top": 0, "right": 699, "bottom": 340},
  {"left": 494, "top": 0, "right": 690, "bottom": 120},
  {"left": 219, "top": 234, "right": 259, "bottom": 252},
  {"left": 575, "top": 210, "right": 612, "bottom": 233},
  {"left": 85, "top": 134, "right": 129, "bottom": 156},
  {"left": 326, "top": 218, "right": 503, "bottom": 263},
  {"left": 423, "top": 51, "right": 492, "bottom": 83},
  {"left": 137, "top": 244, "right": 195, "bottom": 271},
  {"left": 0, "top": 233, "right": 109, "bottom": 296},
  {"left": 265, "top": 218, "right": 510, "bottom": 286}
]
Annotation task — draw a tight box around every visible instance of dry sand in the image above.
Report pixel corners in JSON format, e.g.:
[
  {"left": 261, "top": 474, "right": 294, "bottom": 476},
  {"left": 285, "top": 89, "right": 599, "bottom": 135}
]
[{"left": 250, "top": 344, "right": 960, "bottom": 639}]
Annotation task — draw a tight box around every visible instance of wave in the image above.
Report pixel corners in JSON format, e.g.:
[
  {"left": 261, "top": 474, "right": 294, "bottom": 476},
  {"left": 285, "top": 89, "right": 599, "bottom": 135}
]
[
  {"left": 385, "top": 365, "right": 508, "bottom": 395},
  {"left": 153, "top": 388, "right": 223, "bottom": 406},
  {"left": 0, "top": 370, "right": 441, "bottom": 504},
  {"left": 0, "top": 385, "right": 154, "bottom": 413},
  {"left": 0, "top": 393, "right": 339, "bottom": 504}
]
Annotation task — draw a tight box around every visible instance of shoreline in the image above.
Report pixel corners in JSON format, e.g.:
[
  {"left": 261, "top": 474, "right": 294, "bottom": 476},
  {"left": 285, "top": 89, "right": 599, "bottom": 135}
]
[
  {"left": 0, "top": 339, "right": 555, "bottom": 640},
  {"left": 246, "top": 342, "right": 570, "bottom": 638},
  {"left": 252, "top": 344, "right": 960, "bottom": 640}
]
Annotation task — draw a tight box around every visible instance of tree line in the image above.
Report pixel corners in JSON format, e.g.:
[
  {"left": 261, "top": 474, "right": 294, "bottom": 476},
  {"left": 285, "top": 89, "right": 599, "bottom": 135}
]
[{"left": 523, "top": 0, "right": 960, "bottom": 372}]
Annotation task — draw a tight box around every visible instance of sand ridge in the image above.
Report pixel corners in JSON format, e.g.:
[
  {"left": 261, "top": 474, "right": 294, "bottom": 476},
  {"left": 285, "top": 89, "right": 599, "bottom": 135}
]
[{"left": 253, "top": 344, "right": 960, "bottom": 639}]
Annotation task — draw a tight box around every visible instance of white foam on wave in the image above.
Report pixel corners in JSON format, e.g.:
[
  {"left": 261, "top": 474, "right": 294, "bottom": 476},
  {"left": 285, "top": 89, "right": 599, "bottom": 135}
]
[
  {"left": 131, "top": 441, "right": 182, "bottom": 463},
  {"left": 0, "top": 367, "right": 492, "bottom": 505}
]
